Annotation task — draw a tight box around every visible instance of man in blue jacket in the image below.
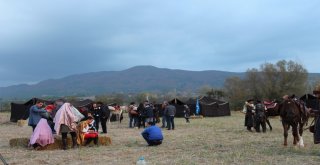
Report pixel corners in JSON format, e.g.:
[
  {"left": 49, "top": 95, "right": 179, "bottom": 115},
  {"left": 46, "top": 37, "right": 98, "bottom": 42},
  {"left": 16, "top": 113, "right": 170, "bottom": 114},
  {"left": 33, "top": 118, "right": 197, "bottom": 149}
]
[
  {"left": 141, "top": 121, "right": 163, "bottom": 146},
  {"left": 28, "top": 100, "right": 47, "bottom": 131}
]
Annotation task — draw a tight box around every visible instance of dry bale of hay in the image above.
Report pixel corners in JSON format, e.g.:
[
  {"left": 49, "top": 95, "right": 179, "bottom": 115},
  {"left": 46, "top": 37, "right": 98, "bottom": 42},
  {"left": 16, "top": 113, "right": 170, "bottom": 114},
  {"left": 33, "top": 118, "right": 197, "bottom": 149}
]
[
  {"left": 98, "top": 135, "right": 112, "bottom": 145},
  {"left": 9, "top": 138, "right": 29, "bottom": 148},
  {"left": 10, "top": 135, "right": 112, "bottom": 150},
  {"left": 17, "top": 120, "right": 27, "bottom": 127}
]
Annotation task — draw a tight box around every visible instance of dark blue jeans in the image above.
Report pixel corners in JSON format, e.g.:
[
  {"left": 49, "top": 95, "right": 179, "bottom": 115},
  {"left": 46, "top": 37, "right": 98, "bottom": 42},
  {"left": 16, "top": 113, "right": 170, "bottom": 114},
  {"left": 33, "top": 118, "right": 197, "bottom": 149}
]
[
  {"left": 161, "top": 115, "right": 167, "bottom": 127},
  {"left": 129, "top": 116, "right": 133, "bottom": 128},
  {"left": 142, "top": 133, "right": 162, "bottom": 146},
  {"left": 166, "top": 116, "right": 175, "bottom": 130}
]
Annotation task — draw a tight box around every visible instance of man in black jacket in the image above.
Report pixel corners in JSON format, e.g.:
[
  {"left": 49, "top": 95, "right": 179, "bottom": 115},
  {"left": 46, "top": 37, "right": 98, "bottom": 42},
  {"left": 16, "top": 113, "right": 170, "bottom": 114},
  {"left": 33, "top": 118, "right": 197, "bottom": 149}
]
[{"left": 96, "top": 102, "right": 110, "bottom": 134}]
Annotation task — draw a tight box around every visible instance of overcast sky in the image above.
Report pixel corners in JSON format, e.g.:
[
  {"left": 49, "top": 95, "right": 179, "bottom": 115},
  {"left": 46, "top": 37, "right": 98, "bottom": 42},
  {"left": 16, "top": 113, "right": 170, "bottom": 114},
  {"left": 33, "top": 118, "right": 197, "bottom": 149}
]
[{"left": 0, "top": 0, "right": 320, "bottom": 87}]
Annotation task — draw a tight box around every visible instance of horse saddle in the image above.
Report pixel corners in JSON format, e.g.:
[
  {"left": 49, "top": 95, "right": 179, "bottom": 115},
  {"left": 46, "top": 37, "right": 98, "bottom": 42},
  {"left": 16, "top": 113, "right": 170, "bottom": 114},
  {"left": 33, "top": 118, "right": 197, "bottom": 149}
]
[{"left": 263, "top": 101, "right": 277, "bottom": 109}]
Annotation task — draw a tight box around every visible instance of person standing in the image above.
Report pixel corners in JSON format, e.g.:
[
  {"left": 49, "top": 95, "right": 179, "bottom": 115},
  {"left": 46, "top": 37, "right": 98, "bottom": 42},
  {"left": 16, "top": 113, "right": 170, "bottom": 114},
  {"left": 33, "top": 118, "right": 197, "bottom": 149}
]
[
  {"left": 141, "top": 121, "right": 163, "bottom": 146},
  {"left": 254, "top": 100, "right": 267, "bottom": 133},
  {"left": 90, "top": 103, "right": 101, "bottom": 132},
  {"left": 96, "top": 102, "right": 109, "bottom": 134},
  {"left": 161, "top": 102, "right": 167, "bottom": 128},
  {"left": 54, "top": 103, "right": 79, "bottom": 150},
  {"left": 144, "top": 102, "right": 154, "bottom": 123},
  {"left": 165, "top": 101, "right": 176, "bottom": 130},
  {"left": 183, "top": 105, "right": 191, "bottom": 123},
  {"left": 311, "top": 90, "right": 320, "bottom": 144},
  {"left": 28, "top": 100, "right": 47, "bottom": 131},
  {"left": 244, "top": 99, "right": 255, "bottom": 132},
  {"left": 128, "top": 102, "right": 138, "bottom": 128},
  {"left": 137, "top": 103, "right": 146, "bottom": 128}
]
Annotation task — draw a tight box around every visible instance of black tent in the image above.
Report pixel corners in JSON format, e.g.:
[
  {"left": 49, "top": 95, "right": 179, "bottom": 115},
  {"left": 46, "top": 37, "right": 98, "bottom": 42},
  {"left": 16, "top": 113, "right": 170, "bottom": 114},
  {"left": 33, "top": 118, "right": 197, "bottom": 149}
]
[
  {"left": 70, "top": 99, "right": 94, "bottom": 108},
  {"left": 186, "top": 96, "right": 230, "bottom": 117},
  {"left": 300, "top": 94, "right": 319, "bottom": 110},
  {"left": 10, "top": 98, "right": 53, "bottom": 122},
  {"left": 168, "top": 98, "right": 185, "bottom": 117}
]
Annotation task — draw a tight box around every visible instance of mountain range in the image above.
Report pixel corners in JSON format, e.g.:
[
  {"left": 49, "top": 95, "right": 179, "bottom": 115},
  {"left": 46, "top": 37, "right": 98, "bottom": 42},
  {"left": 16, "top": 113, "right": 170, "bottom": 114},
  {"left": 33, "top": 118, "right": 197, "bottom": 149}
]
[{"left": 0, "top": 65, "right": 319, "bottom": 99}]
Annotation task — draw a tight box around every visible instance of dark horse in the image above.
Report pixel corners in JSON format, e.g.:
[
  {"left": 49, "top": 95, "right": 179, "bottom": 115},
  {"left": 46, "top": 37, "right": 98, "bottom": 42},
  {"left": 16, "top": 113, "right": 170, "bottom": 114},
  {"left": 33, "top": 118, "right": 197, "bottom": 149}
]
[
  {"left": 279, "top": 99, "right": 309, "bottom": 146},
  {"left": 263, "top": 100, "right": 280, "bottom": 131}
]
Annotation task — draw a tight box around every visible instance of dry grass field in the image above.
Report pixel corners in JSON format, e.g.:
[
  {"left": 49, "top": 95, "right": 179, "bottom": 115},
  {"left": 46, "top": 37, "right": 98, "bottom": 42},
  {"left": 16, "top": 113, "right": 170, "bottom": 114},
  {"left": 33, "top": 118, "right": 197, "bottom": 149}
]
[{"left": 0, "top": 111, "right": 319, "bottom": 165}]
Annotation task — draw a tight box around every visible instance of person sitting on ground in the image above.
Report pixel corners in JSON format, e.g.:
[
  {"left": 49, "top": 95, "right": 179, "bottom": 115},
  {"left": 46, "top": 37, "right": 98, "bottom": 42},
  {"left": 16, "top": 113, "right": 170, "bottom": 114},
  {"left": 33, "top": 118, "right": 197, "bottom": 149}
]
[
  {"left": 29, "top": 118, "right": 54, "bottom": 150},
  {"left": 141, "top": 121, "right": 163, "bottom": 146},
  {"left": 77, "top": 116, "right": 99, "bottom": 146}
]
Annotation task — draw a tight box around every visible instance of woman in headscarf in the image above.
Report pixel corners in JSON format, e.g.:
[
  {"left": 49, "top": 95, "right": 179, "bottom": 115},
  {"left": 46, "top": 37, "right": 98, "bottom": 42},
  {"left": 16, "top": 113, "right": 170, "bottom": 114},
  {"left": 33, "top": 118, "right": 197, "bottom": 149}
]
[
  {"left": 54, "top": 103, "right": 84, "bottom": 150},
  {"left": 29, "top": 118, "right": 54, "bottom": 150}
]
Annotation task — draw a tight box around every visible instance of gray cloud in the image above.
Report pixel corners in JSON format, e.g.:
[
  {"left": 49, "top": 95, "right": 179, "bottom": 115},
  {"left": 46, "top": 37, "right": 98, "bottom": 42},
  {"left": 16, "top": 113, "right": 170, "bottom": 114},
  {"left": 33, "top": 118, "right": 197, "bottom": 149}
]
[{"left": 0, "top": 0, "right": 320, "bottom": 87}]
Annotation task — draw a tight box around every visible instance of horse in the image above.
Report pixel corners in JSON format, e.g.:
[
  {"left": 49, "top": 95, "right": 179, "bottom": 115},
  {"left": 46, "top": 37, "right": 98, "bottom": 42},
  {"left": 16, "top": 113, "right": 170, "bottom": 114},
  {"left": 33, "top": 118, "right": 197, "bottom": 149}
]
[
  {"left": 263, "top": 100, "right": 280, "bottom": 131},
  {"left": 279, "top": 99, "right": 309, "bottom": 147},
  {"left": 107, "top": 105, "right": 124, "bottom": 124}
]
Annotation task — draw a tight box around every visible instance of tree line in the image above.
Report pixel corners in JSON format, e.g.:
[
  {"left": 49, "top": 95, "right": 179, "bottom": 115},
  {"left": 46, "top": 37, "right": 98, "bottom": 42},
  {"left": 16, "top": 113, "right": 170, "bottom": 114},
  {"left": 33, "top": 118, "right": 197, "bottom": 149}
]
[{"left": 224, "top": 60, "right": 319, "bottom": 110}]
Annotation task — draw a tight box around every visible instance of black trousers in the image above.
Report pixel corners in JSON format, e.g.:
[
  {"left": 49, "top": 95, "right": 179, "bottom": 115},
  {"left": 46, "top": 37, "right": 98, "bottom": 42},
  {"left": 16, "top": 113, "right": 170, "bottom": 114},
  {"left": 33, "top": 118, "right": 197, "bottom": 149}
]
[
  {"left": 100, "top": 117, "right": 107, "bottom": 133},
  {"left": 94, "top": 116, "right": 100, "bottom": 131}
]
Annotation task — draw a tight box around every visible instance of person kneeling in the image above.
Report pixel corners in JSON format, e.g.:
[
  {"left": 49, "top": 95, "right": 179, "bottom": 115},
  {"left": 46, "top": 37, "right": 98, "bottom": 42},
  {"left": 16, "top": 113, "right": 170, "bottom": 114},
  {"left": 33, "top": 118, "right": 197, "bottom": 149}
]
[
  {"left": 141, "top": 121, "right": 163, "bottom": 146},
  {"left": 29, "top": 118, "right": 54, "bottom": 150},
  {"left": 77, "top": 116, "right": 98, "bottom": 146}
]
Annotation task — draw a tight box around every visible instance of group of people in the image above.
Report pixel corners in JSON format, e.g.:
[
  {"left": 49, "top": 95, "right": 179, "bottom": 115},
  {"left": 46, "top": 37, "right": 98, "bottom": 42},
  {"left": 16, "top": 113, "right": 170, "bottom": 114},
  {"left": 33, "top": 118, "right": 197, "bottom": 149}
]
[
  {"left": 28, "top": 100, "right": 110, "bottom": 150},
  {"left": 243, "top": 91, "right": 320, "bottom": 146},
  {"left": 27, "top": 99, "right": 165, "bottom": 149},
  {"left": 127, "top": 101, "right": 157, "bottom": 129},
  {"left": 243, "top": 99, "right": 268, "bottom": 133},
  {"left": 127, "top": 100, "right": 186, "bottom": 130}
]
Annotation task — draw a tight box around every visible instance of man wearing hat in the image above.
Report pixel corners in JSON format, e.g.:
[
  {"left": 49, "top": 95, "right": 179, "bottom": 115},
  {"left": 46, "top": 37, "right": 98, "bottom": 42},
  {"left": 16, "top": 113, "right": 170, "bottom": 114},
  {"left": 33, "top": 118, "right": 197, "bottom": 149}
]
[{"left": 244, "top": 99, "right": 255, "bottom": 132}]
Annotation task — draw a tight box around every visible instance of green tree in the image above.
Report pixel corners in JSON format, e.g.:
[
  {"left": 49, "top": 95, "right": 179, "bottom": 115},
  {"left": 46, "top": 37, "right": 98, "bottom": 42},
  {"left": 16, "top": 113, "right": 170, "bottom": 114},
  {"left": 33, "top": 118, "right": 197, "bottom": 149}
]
[
  {"left": 224, "top": 76, "right": 247, "bottom": 110},
  {"left": 259, "top": 60, "right": 308, "bottom": 100},
  {"left": 224, "top": 60, "right": 308, "bottom": 110}
]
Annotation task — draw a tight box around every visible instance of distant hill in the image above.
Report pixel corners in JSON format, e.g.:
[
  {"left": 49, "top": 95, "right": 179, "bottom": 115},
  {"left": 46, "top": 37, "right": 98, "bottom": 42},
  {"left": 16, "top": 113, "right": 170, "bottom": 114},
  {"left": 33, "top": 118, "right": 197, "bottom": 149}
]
[
  {"left": 0, "top": 65, "right": 319, "bottom": 99},
  {"left": 0, "top": 66, "right": 245, "bottom": 99}
]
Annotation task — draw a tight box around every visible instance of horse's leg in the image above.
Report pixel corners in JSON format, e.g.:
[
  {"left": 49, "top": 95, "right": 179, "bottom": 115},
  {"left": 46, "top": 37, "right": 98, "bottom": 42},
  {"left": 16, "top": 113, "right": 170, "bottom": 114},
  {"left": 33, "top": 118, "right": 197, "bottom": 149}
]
[
  {"left": 283, "top": 122, "right": 288, "bottom": 146},
  {"left": 292, "top": 124, "right": 299, "bottom": 146},
  {"left": 266, "top": 117, "right": 272, "bottom": 131},
  {"left": 298, "top": 122, "right": 303, "bottom": 136},
  {"left": 298, "top": 122, "right": 304, "bottom": 147},
  {"left": 262, "top": 120, "right": 267, "bottom": 133}
]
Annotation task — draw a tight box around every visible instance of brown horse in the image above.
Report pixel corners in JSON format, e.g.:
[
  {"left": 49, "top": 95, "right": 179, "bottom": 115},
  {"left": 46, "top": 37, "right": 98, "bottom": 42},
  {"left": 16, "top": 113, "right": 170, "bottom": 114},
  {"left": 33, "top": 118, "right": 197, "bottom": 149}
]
[
  {"left": 263, "top": 100, "right": 280, "bottom": 131},
  {"left": 279, "top": 99, "right": 309, "bottom": 147}
]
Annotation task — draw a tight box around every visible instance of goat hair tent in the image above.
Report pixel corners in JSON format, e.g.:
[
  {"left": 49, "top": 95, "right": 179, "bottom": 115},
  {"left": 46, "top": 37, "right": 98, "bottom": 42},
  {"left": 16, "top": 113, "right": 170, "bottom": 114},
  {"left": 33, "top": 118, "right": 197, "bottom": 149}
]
[
  {"left": 186, "top": 96, "right": 230, "bottom": 117},
  {"left": 10, "top": 98, "right": 94, "bottom": 122},
  {"left": 300, "top": 94, "right": 319, "bottom": 110},
  {"left": 10, "top": 98, "right": 53, "bottom": 122},
  {"left": 168, "top": 98, "right": 186, "bottom": 117}
]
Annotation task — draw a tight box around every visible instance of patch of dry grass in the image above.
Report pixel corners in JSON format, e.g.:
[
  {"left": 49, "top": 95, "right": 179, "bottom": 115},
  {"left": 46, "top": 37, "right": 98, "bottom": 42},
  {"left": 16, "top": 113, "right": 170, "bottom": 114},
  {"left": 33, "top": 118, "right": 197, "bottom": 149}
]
[{"left": 0, "top": 111, "right": 319, "bottom": 165}]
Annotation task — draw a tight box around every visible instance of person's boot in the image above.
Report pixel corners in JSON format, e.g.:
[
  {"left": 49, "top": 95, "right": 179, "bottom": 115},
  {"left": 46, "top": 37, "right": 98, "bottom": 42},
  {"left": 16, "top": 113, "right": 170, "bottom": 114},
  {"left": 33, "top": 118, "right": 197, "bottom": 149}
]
[
  {"left": 94, "top": 137, "right": 98, "bottom": 146},
  {"left": 85, "top": 138, "right": 93, "bottom": 146},
  {"left": 71, "top": 135, "right": 78, "bottom": 148},
  {"left": 62, "top": 138, "right": 67, "bottom": 150}
]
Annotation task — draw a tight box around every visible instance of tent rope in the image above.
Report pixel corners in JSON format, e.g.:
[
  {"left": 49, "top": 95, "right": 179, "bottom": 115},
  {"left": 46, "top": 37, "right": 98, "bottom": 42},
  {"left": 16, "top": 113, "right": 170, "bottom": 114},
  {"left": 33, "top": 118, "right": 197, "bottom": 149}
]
[{"left": 0, "top": 154, "right": 8, "bottom": 165}]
